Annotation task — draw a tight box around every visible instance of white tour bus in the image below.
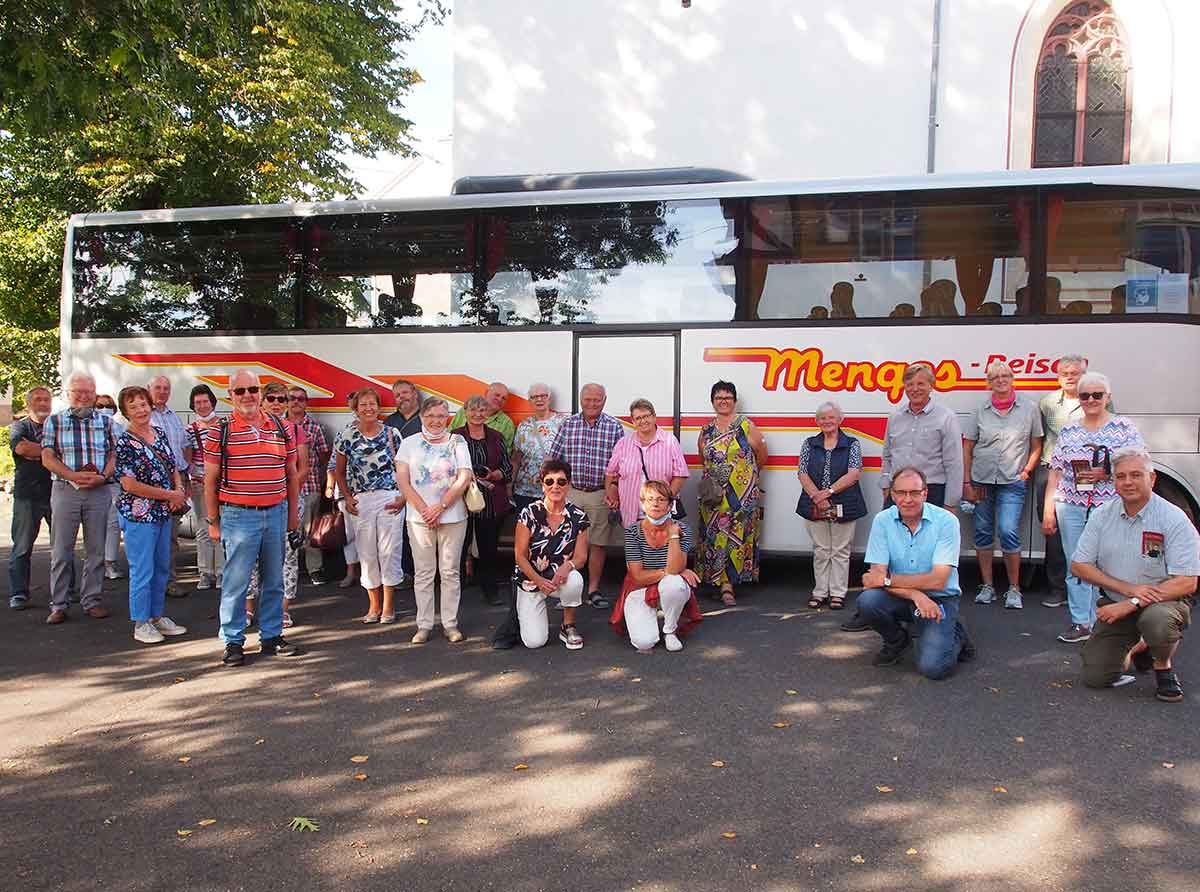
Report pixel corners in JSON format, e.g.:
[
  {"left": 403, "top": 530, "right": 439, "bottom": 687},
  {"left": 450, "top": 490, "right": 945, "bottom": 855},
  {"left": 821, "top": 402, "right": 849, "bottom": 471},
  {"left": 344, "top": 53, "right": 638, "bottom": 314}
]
[{"left": 60, "top": 163, "right": 1200, "bottom": 563}]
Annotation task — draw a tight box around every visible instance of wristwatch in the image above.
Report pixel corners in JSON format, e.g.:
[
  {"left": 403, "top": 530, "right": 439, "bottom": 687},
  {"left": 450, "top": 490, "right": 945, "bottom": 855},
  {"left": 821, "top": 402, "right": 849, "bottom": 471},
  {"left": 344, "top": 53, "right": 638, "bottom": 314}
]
[
  {"left": 1129, "top": 597, "right": 1141, "bottom": 609},
  {"left": 883, "top": 576, "right": 892, "bottom": 587}
]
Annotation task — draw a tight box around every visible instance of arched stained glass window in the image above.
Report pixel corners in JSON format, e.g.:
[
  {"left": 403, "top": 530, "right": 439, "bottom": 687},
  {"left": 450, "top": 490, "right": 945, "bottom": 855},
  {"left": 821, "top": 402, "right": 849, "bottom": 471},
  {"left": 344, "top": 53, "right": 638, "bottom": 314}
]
[{"left": 1033, "top": 1, "right": 1130, "bottom": 168}]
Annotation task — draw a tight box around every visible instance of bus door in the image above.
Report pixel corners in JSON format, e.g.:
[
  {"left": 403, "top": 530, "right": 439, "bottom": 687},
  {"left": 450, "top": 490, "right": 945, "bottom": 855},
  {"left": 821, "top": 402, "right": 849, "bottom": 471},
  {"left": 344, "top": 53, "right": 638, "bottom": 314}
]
[{"left": 573, "top": 332, "right": 681, "bottom": 437}]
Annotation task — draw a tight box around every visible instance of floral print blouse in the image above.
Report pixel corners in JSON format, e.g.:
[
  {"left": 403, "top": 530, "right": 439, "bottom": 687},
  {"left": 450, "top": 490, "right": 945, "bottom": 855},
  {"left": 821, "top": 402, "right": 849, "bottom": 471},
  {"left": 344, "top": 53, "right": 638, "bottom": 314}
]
[
  {"left": 115, "top": 427, "right": 178, "bottom": 524},
  {"left": 513, "top": 500, "right": 590, "bottom": 591},
  {"left": 336, "top": 424, "right": 404, "bottom": 494}
]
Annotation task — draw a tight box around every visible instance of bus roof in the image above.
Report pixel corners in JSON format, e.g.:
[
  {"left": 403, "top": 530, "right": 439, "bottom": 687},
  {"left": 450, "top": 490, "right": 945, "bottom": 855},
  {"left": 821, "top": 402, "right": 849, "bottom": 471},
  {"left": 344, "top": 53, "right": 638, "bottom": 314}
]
[{"left": 71, "top": 162, "right": 1200, "bottom": 228}]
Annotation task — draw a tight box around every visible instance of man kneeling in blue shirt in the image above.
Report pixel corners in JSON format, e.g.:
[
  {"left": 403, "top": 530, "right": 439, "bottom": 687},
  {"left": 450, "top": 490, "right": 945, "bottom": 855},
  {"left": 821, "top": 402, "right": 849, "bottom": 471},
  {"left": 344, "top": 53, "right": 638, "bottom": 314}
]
[{"left": 858, "top": 466, "right": 976, "bottom": 678}]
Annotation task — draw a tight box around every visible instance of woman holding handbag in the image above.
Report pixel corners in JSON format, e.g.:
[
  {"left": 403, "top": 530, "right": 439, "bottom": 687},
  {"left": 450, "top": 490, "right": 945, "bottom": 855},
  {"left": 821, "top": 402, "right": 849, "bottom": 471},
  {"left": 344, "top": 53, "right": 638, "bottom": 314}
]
[
  {"left": 796, "top": 402, "right": 866, "bottom": 610},
  {"left": 604, "top": 398, "right": 689, "bottom": 527},
  {"left": 334, "top": 388, "right": 406, "bottom": 625},
  {"left": 452, "top": 396, "right": 513, "bottom": 607},
  {"left": 396, "top": 397, "right": 473, "bottom": 643}
]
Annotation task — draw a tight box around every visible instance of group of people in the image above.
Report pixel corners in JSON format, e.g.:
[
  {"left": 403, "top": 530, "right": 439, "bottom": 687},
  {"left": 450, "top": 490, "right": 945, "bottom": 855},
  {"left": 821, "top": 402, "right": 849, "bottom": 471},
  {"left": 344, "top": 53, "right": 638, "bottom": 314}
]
[{"left": 7, "top": 355, "right": 1197, "bottom": 701}]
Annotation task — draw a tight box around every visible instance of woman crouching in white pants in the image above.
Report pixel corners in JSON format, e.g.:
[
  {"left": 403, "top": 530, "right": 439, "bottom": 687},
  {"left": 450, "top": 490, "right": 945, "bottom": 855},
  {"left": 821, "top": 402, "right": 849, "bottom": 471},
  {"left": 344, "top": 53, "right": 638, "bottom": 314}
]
[
  {"left": 509, "top": 458, "right": 589, "bottom": 650},
  {"left": 611, "top": 480, "right": 702, "bottom": 653}
]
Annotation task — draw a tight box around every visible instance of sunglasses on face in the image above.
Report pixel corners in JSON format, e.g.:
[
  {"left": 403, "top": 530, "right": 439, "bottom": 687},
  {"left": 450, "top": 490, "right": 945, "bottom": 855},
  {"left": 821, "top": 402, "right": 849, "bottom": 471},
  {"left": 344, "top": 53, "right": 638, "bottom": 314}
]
[
  {"left": 231, "top": 386, "right": 260, "bottom": 396},
  {"left": 289, "top": 394, "right": 306, "bottom": 401},
  {"left": 1078, "top": 392, "right": 1106, "bottom": 401},
  {"left": 542, "top": 477, "right": 569, "bottom": 487},
  {"left": 265, "top": 395, "right": 289, "bottom": 403}
]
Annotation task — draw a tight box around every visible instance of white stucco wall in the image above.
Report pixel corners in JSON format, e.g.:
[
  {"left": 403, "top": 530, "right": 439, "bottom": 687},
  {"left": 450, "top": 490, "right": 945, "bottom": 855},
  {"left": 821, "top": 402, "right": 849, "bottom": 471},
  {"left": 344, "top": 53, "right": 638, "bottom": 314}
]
[{"left": 454, "top": 0, "right": 1196, "bottom": 181}]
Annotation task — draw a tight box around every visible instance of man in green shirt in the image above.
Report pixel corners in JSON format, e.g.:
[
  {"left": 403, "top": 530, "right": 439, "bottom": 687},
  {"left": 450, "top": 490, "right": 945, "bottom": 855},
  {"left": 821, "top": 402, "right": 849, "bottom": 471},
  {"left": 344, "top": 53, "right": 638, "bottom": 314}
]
[{"left": 451, "top": 382, "right": 515, "bottom": 452}]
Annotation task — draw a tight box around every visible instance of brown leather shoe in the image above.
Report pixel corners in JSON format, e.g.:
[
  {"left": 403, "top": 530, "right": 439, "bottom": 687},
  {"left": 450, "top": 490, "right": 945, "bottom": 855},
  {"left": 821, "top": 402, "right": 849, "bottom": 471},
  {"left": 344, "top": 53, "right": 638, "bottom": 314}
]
[
  {"left": 46, "top": 610, "right": 67, "bottom": 625},
  {"left": 86, "top": 606, "right": 111, "bottom": 619}
]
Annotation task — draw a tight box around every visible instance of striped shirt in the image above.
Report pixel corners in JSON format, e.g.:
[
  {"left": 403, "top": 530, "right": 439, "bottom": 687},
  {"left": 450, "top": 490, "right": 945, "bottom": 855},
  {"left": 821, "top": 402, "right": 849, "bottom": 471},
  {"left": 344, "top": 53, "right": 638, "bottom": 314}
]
[
  {"left": 624, "top": 520, "right": 693, "bottom": 570},
  {"left": 605, "top": 429, "right": 690, "bottom": 526},
  {"left": 42, "top": 409, "right": 116, "bottom": 480},
  {"left": 203, "top": 412, "right": 296, "bottom": 507},
  {"left": 295, "top": 414, "right": 330, "bottom": 496},
  {"left": 1049, "top": 416, "right": 1144, "bottom": 507},
  {"left": 548, "top": 412, "right": 624, "bottom": 491}
]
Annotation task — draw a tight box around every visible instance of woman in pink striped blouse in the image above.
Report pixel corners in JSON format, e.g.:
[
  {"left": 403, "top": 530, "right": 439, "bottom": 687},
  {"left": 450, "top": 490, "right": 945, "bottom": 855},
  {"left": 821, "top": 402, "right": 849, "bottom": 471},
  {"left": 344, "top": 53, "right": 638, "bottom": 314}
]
[{"left": 604, "top": 399, "right": 690, "bottom": 527}]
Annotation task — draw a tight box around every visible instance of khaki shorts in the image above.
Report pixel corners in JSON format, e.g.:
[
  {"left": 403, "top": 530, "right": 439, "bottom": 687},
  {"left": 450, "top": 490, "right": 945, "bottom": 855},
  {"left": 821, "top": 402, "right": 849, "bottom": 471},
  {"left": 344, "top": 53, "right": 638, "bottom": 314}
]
[{"left": 569, "top": 486, "right": 623, "bottom": 547}]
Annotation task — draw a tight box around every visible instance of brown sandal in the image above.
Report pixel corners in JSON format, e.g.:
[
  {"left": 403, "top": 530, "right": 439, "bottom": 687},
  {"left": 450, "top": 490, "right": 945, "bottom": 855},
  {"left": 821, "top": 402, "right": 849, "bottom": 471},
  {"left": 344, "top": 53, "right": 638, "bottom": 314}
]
[
  {"left": 721, "top": 585, "right": 737, "bottom": 607},
  {"left": 808, "top": 595, "right": 829, "bottom": 609},
  {"left": 829, "top": 595, "right": 846, "bottom": 610}
]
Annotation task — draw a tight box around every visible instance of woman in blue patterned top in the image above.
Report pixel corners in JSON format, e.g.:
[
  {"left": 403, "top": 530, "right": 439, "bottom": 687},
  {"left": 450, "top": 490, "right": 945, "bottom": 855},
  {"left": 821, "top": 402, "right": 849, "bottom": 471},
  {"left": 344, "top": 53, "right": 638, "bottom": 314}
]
[
  {"left": 334, "top": 388, "right": 406, "bottom": 625},
  {"left": 114, "top": 386, "right": 189, "bottom": 645}
]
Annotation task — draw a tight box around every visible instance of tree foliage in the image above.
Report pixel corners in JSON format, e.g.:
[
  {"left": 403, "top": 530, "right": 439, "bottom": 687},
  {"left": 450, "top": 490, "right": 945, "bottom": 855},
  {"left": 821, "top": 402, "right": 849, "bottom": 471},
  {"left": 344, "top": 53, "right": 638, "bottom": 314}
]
[{"left": 0, "top": 0, "right": 444, "bottom": 388}]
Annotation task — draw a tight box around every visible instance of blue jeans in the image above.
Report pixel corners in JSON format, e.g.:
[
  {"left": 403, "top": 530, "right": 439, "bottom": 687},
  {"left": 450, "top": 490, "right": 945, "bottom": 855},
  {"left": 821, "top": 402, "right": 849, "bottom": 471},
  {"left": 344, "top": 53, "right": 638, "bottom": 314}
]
[
  {"left": 120, "top": 516, "right": 171, "bottom": 622},
  {"left": 857, "top": 588, "right": 966, "bottom": 680},
  {"left": 219, "top": 503, "right": 286, "bottom": 645},
  {"left": 1055, "top": 501, "right": 1097, "bottom": 627},
  {"left": 9, "top": 497, "right": 51, "bottom": 600},
  {"left": 972, "top": 480, "right": 1026, "bottom": 552}
]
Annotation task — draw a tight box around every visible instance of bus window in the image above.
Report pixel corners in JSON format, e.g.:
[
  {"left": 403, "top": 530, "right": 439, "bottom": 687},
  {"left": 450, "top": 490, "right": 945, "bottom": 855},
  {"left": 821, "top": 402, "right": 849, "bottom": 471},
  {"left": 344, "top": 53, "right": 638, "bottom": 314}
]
[
  {"left": 475, "top": 199, "right": 738, "bottom": 325},
  {"left": 1046, "top": 195, "right": 1200, "bottom": 317},
  {"left": 300, "top": 211, "right": 474, "bottom": 328},
  {"left": 71, "top": 219, "right": 296, "bottom": 334},
  {"left": 749, "top": 194, "right": 1029, "bottom": 321}
]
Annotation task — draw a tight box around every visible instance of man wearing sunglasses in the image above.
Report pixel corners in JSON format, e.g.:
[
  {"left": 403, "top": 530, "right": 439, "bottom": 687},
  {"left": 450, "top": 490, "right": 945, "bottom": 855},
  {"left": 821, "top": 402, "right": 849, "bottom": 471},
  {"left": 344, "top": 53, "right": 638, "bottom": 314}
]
[
  {"left": 148, "top": 376, "right": 190, "bottom": 597},
  {"left": 857, "top": 466, "right": 976, "bottom": 679},
  {"left": 203, "top": 370, "right": 301, "bottom": 666}
]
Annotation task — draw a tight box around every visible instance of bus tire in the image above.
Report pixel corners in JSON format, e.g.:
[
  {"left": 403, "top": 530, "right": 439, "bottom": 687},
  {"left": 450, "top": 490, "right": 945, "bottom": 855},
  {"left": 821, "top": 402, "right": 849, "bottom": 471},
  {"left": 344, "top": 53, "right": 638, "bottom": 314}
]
[{"left": 1154, "top": 474, "right": 1198, "bottom": 530}]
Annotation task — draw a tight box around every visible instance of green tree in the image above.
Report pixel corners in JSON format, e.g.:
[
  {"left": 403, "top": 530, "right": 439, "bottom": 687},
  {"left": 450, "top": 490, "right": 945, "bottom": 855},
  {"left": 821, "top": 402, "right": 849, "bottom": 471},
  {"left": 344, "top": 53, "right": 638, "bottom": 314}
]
[{"left": 0, "top": 0, "right": 445, "bottom": 393}]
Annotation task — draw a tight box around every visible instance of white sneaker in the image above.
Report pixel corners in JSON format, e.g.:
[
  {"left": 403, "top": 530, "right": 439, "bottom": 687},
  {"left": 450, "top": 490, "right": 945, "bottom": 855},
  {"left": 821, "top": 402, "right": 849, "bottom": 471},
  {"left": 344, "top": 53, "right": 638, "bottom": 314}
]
[
  {"left": 664, "top": 633, "right": 684, "bottom": 652},
  {"left": 134, "top": 621, "right": 165, "bottom": 644},
  {"left": 104, "top": 562, "right": 125, "bottom": 580},
  {"left": 196, "top": 574, "right": 215, "bottom": 591},
  {"left": 153, "top": 616, "right": 188, "bottom": 636}
]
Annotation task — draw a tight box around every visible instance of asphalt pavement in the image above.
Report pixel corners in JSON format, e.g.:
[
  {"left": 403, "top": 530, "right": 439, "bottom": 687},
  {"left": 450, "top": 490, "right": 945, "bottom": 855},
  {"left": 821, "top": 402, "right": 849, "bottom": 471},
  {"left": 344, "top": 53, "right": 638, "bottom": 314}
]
[{"left": 0, "top": 499, "right": 1197, "bottom": 892}]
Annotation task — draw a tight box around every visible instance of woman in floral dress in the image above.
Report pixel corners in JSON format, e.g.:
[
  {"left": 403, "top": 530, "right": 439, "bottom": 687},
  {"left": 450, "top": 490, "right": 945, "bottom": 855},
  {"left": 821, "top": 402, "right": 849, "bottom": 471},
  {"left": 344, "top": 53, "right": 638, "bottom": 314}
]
[{"left": 697, "top": 381, "right": 768, "bottom": 606}]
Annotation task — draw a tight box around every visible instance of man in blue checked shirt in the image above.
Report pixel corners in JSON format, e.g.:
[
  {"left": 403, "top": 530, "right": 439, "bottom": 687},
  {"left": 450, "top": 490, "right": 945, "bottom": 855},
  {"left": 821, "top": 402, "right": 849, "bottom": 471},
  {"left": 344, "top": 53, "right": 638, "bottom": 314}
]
[
  {"left": 857, "top": 466, "right": 977, "bottom": 679},
  {"left": 40, "top": 370, "right": 117, "bottom": 624}
]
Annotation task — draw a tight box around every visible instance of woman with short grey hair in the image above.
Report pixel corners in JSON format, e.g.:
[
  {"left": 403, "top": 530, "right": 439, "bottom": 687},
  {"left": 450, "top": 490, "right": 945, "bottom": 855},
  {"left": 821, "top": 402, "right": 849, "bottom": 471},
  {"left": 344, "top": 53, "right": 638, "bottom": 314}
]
[
  {"left": 796, "top": 401, "right": 866, "bottom": 609},
  {"left": 963, "top": 360, "right": 1044, "bottom": 610}
]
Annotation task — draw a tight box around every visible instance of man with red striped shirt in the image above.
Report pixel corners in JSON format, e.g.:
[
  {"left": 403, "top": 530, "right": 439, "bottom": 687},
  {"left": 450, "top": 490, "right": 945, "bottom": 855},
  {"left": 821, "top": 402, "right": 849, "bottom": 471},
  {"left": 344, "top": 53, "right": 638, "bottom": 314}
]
[{"left": 203, "top": 370, "right": 301, "bottom": 666}]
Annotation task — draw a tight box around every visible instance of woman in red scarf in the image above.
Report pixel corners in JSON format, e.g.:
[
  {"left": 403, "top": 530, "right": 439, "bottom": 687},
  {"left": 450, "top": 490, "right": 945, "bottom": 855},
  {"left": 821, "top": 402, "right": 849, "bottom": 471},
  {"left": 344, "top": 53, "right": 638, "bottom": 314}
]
[
  {"left": 610, "top": 480, "right": 702, "bottom": 652},
  {"left": 962, "top": 360, "right": 1044, "bottom": 610}
]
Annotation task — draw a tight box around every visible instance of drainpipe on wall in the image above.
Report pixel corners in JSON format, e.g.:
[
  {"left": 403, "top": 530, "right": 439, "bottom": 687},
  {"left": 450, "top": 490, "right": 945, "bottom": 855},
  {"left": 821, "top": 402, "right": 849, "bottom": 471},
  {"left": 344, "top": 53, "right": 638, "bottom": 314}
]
[{"left": 923, "top": 0, "right": 943, "bottom": 289}]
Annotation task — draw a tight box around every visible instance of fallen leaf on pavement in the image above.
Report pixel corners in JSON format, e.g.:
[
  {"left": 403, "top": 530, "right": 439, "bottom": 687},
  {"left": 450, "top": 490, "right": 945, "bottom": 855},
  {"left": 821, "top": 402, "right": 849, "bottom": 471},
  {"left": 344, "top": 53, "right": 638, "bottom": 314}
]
[
  {"left": 197, "top": 819, "right": 217, "bottom": 827},
  {"left": 354, "top": 773, "right": 368, "bottom": 781},
  {"left": 785, "top": 689, "right": 798, "bottom": 695},
  {"left": 630, "top": 677, "right": 642, "bottom": 683},
  {"left": 721, "top": 831, "right": 737, "bottom": 839},
  {"left": 513, "top": 764, "right": 529, "bottom": 771},
  {"left": 906, "top": 848, "right": 918, "bottom": 856},
  {"left": 173, "top": 677, "right": 186, "bottom": 683},
  {"left": 772, "top": 721, "right": 791, "bottom": 729},
  {"left": 875, "top": 785, "right": 894, "bottom": 793},
  {"left": 289, "top": 817, "right": 320, "bottom": 832},
  {"left": 750, "top": 864, "right": 759, "bottom": 870},
  {"left": 993, "top": 786, "right": 1008, "bottom": 794},
  {"left": 711, "top": 760, "right": 726, "bottom": 768},
  {"left": 350, "top": 755, "right": 369, "bottom": 763},
  {"left": 177, "top": 756, "right": 191, "bottom": 763},
  {"left": 1163, "top": 762, "right": 1176, "bottom": 769},
  {"left": 416, "top": 817, "right": 429, "bottom": 825},
  {"left": 851, "top": 854, "right": 865, "bottom": 864},
  {"left": 176, "top": 829, "right": 193, "bottom": 838},
  {"left": 1014, "top": 736, "right": 1025, "bottom": 743},
  {"left": 254, "top": 739, "right": 265, "bottom": 746}
]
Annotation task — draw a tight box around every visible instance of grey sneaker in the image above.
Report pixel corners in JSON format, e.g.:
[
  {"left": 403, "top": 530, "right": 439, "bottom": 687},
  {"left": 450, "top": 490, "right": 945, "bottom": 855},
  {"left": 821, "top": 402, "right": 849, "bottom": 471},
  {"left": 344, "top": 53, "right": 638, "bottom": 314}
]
[
  {"left": 1041, "top": 593, "right": 1068, "bottom": 608},
  {"left": 1057, "top": 623, "right": 1092, "bottom": 643},
  {"left": 1003, "top": 587, "right": 1023, "bottom": 610},
  {"left": 974, "top": 584, "right": 997, "bottom": 605}
]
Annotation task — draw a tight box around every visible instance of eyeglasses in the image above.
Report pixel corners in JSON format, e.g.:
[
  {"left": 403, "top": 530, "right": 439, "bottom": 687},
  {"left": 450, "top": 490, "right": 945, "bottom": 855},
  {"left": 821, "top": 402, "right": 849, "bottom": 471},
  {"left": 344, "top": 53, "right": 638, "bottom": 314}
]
[
  {"left": 892, "top": 488, "right": 926, "bottom": 499},
  {"left": 231, "top": 386, "right": 260, "bottom": 396},
  {"left": 264, "top": 395, "right": 288, "bottom": 403},
  {"left": 631, "top": 414, "right": 654, "bottom": 423},
  {"left": 530, "top": 393, "right": 550, "bottom": 400},
  {"left": 542, "top": 477, "right": 569, "bottom": 487},
  {"left": 713, "top": 395, "right": 735, "bottom": 402},
  {"left": 289, "top": 394, "right": 307, "bottom": 401},
  {"left": 1078, "top": 392, "right": 1106, "bottom": 401}
]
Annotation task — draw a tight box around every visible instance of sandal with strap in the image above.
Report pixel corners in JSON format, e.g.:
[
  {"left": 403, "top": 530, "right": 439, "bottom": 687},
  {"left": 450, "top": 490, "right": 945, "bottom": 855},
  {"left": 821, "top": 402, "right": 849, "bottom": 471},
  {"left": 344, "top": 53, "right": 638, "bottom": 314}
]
[
  {"left": 807, "top": 595, "right": 829, "bottom": 609},
  {"left": 720, "top": 585, "right": 737, "bottom": 607},
  {"left": 829, "top": 595, "right": 846, "bottom": 610}
]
